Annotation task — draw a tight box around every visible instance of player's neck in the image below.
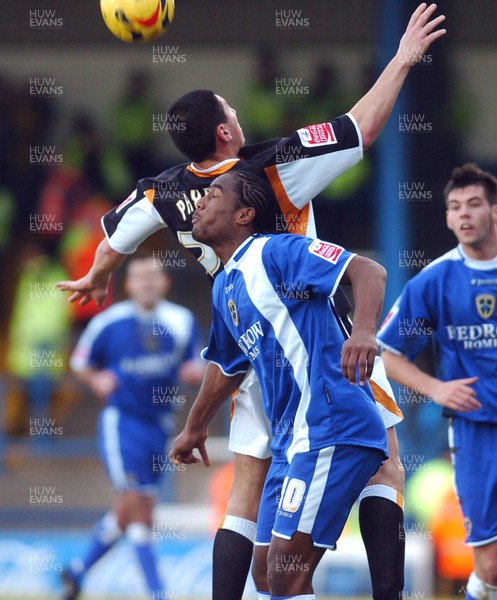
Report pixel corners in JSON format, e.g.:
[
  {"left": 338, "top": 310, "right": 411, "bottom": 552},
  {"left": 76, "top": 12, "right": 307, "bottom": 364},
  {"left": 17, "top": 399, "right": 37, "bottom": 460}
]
[
  {"left": 460, "top": 238, "right": 497, "bottom": 261},
  {"left": 212, "top": 233, "right": 253, "bottom": 266},
  {"left": 192, "top": 146, "right": 240, "bottom": 170}
]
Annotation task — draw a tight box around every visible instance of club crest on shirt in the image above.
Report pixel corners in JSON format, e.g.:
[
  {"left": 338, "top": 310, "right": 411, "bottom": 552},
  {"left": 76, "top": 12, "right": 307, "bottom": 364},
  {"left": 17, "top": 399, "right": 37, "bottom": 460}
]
[
  {"left": 476, "top": 294, "right": 495, "bottom": 319},
  {"left": 228, "top": 299, "right": 238, "bottom": 326}
]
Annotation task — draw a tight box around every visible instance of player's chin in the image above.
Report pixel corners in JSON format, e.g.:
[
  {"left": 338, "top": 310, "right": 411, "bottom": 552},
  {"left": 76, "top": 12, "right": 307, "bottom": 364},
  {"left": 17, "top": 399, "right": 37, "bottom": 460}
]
[{"left": 191, "top": 224, "right": 205, "bottom": 243}]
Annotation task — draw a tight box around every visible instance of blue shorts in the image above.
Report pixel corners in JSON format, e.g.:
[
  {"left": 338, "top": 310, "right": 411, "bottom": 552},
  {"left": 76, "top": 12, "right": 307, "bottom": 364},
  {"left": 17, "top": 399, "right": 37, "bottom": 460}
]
[
  {"left": 255, "top": 445, "right": 384, "bottom": 549},
  {"left": 449, "top": 417, "right": 497, "bottom": 545},
  {"left": 98, "top": 406, "right": 173, "bottom": 495}
]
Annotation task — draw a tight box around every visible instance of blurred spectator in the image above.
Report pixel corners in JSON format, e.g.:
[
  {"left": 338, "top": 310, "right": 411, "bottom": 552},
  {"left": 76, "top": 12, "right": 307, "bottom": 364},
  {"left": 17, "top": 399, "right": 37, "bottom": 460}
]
[
  {"left": 240, "top": 49, "right": 286, "bottom": 142},
  {"left": 58, "top": 193, "right": 115, "bottom": 330},
  {"left": 62, "top": 112, "right": 132, "bottom": 201},
  {"left": 302, "top": 63, "right": 347, "bottom": 124},
  {"left": 5, "top": 241, "right": 71, "bottom": 437},
  {"left": 9, "top": 81, "right": 55, "bottom": 236},
  {"left": 110, "top": 70, "right": 162, "bottom": 181}
]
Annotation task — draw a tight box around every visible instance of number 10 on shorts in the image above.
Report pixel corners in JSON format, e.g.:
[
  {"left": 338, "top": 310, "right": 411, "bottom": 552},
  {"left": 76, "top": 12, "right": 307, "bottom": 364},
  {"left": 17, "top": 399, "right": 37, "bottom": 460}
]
[{"left": 279, "top": 477, "right": 306, "bottom": 513}]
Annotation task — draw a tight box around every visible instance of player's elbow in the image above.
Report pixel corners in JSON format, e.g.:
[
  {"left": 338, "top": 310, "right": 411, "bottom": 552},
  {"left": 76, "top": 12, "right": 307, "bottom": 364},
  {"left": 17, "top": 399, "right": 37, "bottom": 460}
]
[
  {"left": 349, "top": 109, "right": 378, "bottom": 150},
  {"left": 373, "top": 260, "right": 387, "bottom": 285},
  {"left": 359, "top": 123, "right": 380, "bottom": 151},
  {"left": 350, "top": 255, "right": 387, "bottom": 286}
]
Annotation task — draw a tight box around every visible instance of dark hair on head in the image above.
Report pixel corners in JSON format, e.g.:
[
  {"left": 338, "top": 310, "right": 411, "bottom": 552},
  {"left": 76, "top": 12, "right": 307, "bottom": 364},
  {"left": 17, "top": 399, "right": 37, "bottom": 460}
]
[
  {"left": 444, "top": 163, "right": 497, "bottom": 206},
  {"left": 230, "top": 171, "right": 286, "bottom": 234},
  {"left": 167, "top": 89, "right": 226, "bottom": 162}
]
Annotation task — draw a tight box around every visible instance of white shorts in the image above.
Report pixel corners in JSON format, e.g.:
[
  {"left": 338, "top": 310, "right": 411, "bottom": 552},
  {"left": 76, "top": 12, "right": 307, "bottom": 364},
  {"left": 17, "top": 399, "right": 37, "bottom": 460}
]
[
  {"left": 228, "top": 367, "right": 272, "bottom": 459},
  {"left": 228, "top": 356, "right": 403, "bottom": 459}
]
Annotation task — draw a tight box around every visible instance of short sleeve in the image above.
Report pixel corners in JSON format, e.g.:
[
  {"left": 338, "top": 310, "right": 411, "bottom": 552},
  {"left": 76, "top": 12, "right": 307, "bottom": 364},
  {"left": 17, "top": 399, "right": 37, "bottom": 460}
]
[
  {"left": 201, "top": 305, "right": 250, "bottom": 377},
  {"left": 70, "top": 316, "right": 108, "bottom": 371},
  {"left": 377, "top": 276, "right": 434, "bottom": 361},
  {"left": 263, "top": 234, "right": 356, "bottom": 299}
]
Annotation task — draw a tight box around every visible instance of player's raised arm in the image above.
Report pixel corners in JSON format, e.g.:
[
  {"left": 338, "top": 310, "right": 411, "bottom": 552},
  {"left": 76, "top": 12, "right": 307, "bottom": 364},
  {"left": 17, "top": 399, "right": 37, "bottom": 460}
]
[
  {"left": 350, "top": 3, "right": 446, "bottom": 149},
  {"left": 57, "top": 237, "right": 126, "bottom": 306},
  {"left": 339, "top": 256, "right": 387, "bottom": 385}
]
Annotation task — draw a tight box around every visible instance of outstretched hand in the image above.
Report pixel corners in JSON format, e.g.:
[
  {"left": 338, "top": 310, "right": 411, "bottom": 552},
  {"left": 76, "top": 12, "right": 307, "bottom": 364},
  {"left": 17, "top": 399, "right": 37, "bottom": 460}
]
[
  {"left": 397, "top": 3, "right": 446, "bottom": 66},
  {"left": 56, "top": 274, "right": 109, "bottom": 306}
]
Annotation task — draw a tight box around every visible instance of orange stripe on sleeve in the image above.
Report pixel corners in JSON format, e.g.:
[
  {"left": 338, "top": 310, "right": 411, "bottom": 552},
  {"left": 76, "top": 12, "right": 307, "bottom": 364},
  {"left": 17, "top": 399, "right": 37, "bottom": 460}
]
[
  {"left": 369, "top": 380, "right": 404, "bottom": 420},
  {"left": 265, "top": 165, "right": 309, "bottom": 236}
]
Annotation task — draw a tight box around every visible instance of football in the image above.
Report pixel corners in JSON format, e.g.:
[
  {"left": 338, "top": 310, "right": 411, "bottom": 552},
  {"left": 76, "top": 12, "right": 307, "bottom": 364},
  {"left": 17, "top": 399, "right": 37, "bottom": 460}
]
[{"left": 100, "top": 0, "right": 175, "bottom": 43}]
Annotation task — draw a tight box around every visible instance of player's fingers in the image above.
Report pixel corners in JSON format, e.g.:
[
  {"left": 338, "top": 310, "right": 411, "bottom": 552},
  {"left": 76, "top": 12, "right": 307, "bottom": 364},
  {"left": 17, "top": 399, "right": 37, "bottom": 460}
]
[
  {"left": 356, "top": 351, "right": 369, "bottom": 386},
  {"left": 198, "top": 443, "right": 210, "bottom": 467},
  {"left": 365, "top": 349, "right": 376, "bottom": 381},
  {"left": 461, "top": 376, "right": 479, "bottom": 385},
  {"left": 451, "top": 391, "right": 481, "bottom": 410},
  {"left": 460, "top": 392, "right": 481, "bottom": 409},
  {"left": 342, "top": 349, "right": 357, "bottom": 385},
  {"left": 424, "top": 13, "right": 445, "bottom": 32},
  {"left": 68, "top": 291, "right": 83, "bottom": 303},
  {"left": 417, "top": 3, "right": 438, "bottom": 28},
  {"left": 407, "top": 3, "right": 428, "bottom": 29},
  {"left": 171, "top": 452, "right": 199, "bottom": 465}
]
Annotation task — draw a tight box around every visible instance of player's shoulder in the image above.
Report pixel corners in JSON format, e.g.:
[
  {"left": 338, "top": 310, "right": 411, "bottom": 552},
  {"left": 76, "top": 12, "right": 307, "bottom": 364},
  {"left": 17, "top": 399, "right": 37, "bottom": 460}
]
[
  {"left": 92, "top": 300, "right": 136, "bottom": 326},
  {"left": 263, "top": 233, "right": 345, "bottom": 256},
  {"left": 137, "top": 162, "right": 190, "bottom": 189},
  {"left": 259, "top": 234, "right": 312, "bottom": 269},
  {"left": 239, "top": 138, "right": 283, "bottom": 160},
  {"left": 418, "top": 247, "right": 462, "bottom": 277},
  {"left": 81, "top": 301, "right": 135, "bottom": 341}
]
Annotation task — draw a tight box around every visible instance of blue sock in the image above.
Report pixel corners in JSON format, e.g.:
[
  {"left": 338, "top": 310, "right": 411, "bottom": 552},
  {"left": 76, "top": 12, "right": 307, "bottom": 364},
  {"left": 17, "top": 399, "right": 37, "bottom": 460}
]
[
  {"left": 70, "top": 512, "right": 123, "bottom": 582},
  {"left": 127, "top": 522, "right": 164, "bottom": 597}
]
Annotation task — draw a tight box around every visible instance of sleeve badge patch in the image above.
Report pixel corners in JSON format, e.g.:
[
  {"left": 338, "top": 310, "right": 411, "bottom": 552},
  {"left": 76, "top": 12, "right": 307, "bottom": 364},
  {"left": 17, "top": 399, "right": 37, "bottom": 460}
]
[
  {"left": 116, "top": 189, "right": 138, "bottom": 213},
  {"left": 308, "top": 239, "right": 344, "bottom": 264},
  {"left": 297, "top": 122, "right": 337, "bottom": 147}
]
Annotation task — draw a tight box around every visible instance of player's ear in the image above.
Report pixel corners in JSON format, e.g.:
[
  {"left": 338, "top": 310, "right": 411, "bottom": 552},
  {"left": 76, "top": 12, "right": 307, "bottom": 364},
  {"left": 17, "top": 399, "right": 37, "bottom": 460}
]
[
  {"left": 491, "top": 203, "right": 497, "bottom": 224},
  {"left": 236, "top": 206, "right": 256, "bottom": 226},
  {"left": 445, "top": 207, "right": 452, "bottom": 230},
  {"left": 216, "top": 123, "right": 232, "bottom": 143}
]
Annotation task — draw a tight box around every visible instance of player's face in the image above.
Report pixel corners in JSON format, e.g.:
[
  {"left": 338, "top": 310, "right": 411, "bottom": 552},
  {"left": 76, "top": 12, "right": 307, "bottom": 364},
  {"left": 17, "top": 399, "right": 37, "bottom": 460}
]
[
  {"left": 125, "top": 258, "right": 170, "bottom": 310},
  {"left": 215, "top": 95, "right": 245, "bottom": 150},
  {"left": 446, "top": 184, "right": 497, "bottom": 250},
  {"left": 192, "top": 174, "right": 240, "bottom": 245}
]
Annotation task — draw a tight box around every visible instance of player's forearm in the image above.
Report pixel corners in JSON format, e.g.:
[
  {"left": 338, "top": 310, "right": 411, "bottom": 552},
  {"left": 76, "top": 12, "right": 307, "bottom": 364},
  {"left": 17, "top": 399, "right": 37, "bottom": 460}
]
[
  {"left": 88, "top": 238, "right": 127, "bottom": 286},
  {"left": 381, "top": 349, "right": 439, "bottom": 396},
  {"left": 350, "top": 3, "right": 446, "bottom": 150},
  {"left": 349, "top": 56, "right": 410, "bottom": 150},
  {"left": 184, "top": 362, "right": 245, "bottom": 432},
  {"left": 346, "top": 257, "right": 387, "bottom": 334}
]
